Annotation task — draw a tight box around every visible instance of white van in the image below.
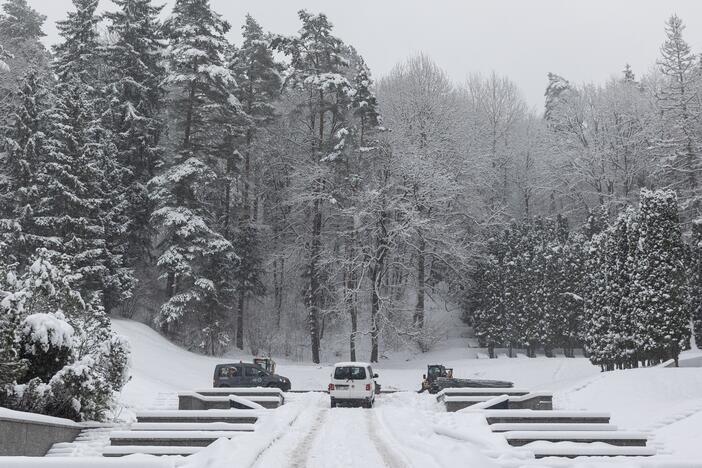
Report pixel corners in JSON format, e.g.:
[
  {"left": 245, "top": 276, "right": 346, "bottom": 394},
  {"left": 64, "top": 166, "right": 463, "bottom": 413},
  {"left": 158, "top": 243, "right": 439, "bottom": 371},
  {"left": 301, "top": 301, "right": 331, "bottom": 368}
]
[{"left": 328, "top": 362, "right": 378, "bottom": 408}]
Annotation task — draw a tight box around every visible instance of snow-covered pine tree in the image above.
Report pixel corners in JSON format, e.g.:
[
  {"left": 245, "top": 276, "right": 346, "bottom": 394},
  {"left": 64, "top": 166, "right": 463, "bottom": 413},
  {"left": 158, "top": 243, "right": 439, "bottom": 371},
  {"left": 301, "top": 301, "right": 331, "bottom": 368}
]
[
  {"left": 274, "top": 10, "right": 354, "bottom": 363},
  {"left": 691, "top": 220, "right": 702, "bottom": 347},
  {"left": 544, "top": 72, "right": 572, "bottom": 124},
  {"left": 632, "top": 189, "right": 689, "bottom": 366},
  {"left": 227, "top": 14, "right": 281, "bottom": 349},
  {"left": 102, "top": 0, "right": 166, "bottom": 267},
  {"left": 582, "top": 205, "right": 609, "bottom": 240},
  {"left": 0, "top": 0, "right": 49, "bottom": 125},
  {"left": 584, "top": 229, "right": 614, "bottom": 369},
  {"left": 557, "top": 230, "right": 586, "bottom": 357},
  {"left": 32, "top": 79, "right": 113, "bottom": 301},
  {"left": 50, "top": 1, "right": 135, "bottom": 312},
  {"left": 153, "top": 0, "right": 239, "bottom": 353},
  {"left": 622, "top": 63, "right": 636, "bottom": 83},
  {"left": 0, "top": 70, "right": 50, "bottom": 263},
  {"left": 656, "top": 15, "right": 701, "bottom": 220},
  {"left": 472, "top": 236, "right": 509, "bottom": 358},
  {"left": 52, "top": 0, "right": 101, "bottom": 87}
]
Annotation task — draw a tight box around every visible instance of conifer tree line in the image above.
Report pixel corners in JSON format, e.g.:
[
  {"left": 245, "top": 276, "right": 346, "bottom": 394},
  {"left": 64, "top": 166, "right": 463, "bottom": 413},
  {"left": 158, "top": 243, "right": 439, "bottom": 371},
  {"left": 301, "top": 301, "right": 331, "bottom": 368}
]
[
  {"left": 0, "top": 0, "right": 700, "bottom": 369},
  {"left": 472, "top": 189, "right": 693, "bottom": 369}
]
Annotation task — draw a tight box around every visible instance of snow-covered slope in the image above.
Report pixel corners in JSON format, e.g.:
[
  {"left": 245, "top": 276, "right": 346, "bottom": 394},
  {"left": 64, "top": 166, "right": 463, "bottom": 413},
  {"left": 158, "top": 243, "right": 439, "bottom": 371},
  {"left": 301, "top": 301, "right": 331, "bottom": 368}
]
[{"left": 112, "top": 318, "right": 599, "bottom": 411}]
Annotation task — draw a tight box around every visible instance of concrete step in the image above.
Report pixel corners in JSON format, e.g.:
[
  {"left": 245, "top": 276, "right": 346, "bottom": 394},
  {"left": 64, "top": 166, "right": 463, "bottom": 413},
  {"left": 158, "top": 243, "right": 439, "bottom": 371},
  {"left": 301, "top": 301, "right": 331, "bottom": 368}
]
[
  {"left": 110, "top": 430, "right": 243, "bottom": 447},
  {"left": 136, "top": 410, "right": 259, "bottom": 424},
  {"left": 129, "top": 422, "right": 255, "bottom": 432},
  {"left": 177, "top": 392, "right": 281, "bottom": 410},
  {"left": 504, "top": 430, "right": 648, "bottom": 447},
  {"left": 436, "top": 388, "right": 529, "bottom": 400},
  {"left": 103, "top": 445, "right": 203, "bottom": 457},
  {"left": 484, "top": 410, "right": 610, "bottom": 425},
  {"left": 490, "top": 423, "right": 618, "bottom": 432},
  {"left": 443, "top": 392, "right": 553, "bottom": 412},
  {"left": 527, "top": 442, "right": 656, "bottom": 458},
  {"left": 195, "top": 387, "right": 284, "bottom": 399}
]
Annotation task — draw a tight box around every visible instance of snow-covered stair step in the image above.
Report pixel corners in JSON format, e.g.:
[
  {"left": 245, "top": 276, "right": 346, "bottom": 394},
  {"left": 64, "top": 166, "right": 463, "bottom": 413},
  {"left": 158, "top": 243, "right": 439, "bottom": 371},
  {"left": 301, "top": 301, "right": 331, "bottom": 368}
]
[
  {"left": 504, "top": 430, "right": 648, "bottom": 447},
  {"left": 136, "top": 409, "right": 260, "bottom": 424},
  {"left": 45, "top": 424, "right": 121, "bottom": 457},
  {"left": 526, "top": 441, "right": 656, "bottom": 459},
  {"left": 102, "top": 445, "right": 203, "bottom": 457},
  {"left": 110, "top": 430, "right": 243, "bottom": 447},
  {"left": 436, "top": 388, "right": 529, "bottom": 400},
  {"left": 129, "top": 422, "right": 255, "bottom": 432},
  {"left": 484, "top": 410, "right": 610, "bottom": 425},
  {"left": 490, "top": 423, "right": 618, "bottom": 432},
  {"left": 195, "top": 387, "right": 284, "bottom": 398}
]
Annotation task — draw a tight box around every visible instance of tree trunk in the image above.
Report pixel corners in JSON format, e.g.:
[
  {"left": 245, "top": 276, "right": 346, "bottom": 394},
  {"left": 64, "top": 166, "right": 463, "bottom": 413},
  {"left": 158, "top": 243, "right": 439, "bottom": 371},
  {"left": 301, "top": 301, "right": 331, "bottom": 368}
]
[
  {"left": 414, "top": 232, "right": 425, "bottom": 328},
  {"left": 308, "top": 198, "right": 322, "bottom": 364},
  {"left": 370, "top": 210, "right": 389, "bottom": 363},
  {"left": 346, "top": 239, "right": 358, "bottom": 362},
  {"left": 236, "top": 290, "right": 245, "bottom": 350}
]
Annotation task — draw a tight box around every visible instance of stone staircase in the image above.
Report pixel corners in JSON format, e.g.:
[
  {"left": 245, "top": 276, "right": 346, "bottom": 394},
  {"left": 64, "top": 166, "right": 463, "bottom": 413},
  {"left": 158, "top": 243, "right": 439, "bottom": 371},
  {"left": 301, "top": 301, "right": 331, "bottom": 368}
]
[
  {"left": 481, "top": 408, "right": 656, "bottom": 459},
  {"left": 45, "top": 425, "right": 119, "bottom": 457},
  {"left": 99, "top": 388, "right": 283, "bottom": 457},
  {"left": 437, "top": 388, "right": 553, "bottom": 412},
  {"left": 102, "top": 411, "right": 260, "bottom": 457}
]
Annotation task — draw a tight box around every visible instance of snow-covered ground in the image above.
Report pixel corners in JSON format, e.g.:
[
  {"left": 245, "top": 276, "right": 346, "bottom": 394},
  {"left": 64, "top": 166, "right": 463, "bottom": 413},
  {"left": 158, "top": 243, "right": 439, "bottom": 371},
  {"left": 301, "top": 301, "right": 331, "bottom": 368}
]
[{"left": 6, "top": 319, "right": 702, "bottom": 467}]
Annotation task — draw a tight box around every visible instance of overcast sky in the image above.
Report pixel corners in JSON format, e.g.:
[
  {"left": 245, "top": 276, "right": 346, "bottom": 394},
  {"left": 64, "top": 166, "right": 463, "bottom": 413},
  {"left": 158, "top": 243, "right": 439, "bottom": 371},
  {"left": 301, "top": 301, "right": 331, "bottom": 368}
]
[{"left": 27, "top": 0, "right": 702, "bottom": 110}]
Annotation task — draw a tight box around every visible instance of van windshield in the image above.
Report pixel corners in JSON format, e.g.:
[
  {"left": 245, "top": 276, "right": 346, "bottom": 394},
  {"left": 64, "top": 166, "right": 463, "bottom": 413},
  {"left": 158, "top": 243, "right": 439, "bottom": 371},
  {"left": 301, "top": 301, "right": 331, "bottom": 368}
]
[{"left": 334, "top": 366, "right": 366, "bottom": 380}]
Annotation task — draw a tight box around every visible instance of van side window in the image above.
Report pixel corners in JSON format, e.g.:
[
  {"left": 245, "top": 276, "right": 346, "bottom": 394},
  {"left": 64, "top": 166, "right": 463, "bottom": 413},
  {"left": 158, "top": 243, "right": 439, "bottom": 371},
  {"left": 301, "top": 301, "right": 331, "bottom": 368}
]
[
  {"left": 219, "top": 366, "right": 238, "bottom": 377},
  {"left": 245, "top": 366, "right": 265, "bottom": 377}
]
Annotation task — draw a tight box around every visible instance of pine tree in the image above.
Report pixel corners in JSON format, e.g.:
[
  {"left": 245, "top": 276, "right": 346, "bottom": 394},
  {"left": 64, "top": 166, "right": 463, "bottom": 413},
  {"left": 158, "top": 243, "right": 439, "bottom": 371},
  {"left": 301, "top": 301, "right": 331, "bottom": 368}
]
[
  {"left": 0, "top": 0, "right": 49, "bottom": 126},
  {"left": 32, "top": 79, "right": 113, "bottom": 301},
  {"left": 632, "top": 189, "right": 689, "bottom": 366},
  {"left": 622, "top": 63, "right": 636, "bottom": 83},
  {"left": 227, "top": 14, "right": 281, "bottom": 349},
  {"left": 690, "top": 220, "right": 702, "bottom": 347},
  {"left": 50, "top": 0, "right": 135, "bottom": 311},
  {"left": 473, "top": 236, "right": 509, "bottom": 358},
  {"left": 0, "top": 70, "right": 50, "bottom": 263},
  {"left": 152, "top": 0, "right": 239, "bottom": 353},
  {"left": 544, "top": 72, "right": 571, "bottom": 123},
  {"left": 102, "top": 0, "right": 166, "bottom": 264},
  {"left": 52, "top": 0, "right": 101, "bottom": 86},
  {"left": 657, "top": 15, "right": 701, "bottom": 219}
]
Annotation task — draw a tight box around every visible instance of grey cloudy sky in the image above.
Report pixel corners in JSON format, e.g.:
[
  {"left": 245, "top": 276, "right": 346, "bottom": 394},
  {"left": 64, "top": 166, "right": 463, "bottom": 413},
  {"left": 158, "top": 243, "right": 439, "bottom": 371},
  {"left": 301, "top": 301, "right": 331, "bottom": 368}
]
[{"left": 27, "top": 0, "right": 702, "bottom": 109}]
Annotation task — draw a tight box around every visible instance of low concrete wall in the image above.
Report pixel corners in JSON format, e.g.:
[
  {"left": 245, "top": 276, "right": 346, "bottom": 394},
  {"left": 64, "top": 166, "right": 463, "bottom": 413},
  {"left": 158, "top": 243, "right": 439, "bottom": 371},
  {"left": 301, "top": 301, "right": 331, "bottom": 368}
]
[
  {"left": 507, "top": 394, "right": 553, "bottom": 410},
  {"left": 178, "top": 394, "right": 230, "bottom": 411},
  {"left": 0, "top": 411, "right": 81, "bottom": 456}
]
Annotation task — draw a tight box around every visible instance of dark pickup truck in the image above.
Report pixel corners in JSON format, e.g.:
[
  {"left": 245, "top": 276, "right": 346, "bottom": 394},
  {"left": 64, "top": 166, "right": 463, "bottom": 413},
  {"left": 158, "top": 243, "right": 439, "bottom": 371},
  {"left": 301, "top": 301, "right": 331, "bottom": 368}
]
[{"left": 213, "top": 362, "right": 291, "bottom": 391}]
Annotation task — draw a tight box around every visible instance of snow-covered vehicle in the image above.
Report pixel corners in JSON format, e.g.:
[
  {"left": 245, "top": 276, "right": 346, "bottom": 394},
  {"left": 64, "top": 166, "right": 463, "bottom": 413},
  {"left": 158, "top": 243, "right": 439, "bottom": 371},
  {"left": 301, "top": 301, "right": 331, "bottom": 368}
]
[
  {"left": 421, "top": 364, "right": 513, "bottom": 394},
  {"left": 328, "top": 362, "right": 378, "bottom": 408}
]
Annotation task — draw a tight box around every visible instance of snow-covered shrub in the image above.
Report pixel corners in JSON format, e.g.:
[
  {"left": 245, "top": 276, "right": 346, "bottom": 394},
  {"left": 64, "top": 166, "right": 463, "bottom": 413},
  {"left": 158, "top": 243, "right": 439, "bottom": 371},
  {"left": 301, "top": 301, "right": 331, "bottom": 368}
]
[
  {"left": 46, "top": 357, "right": 114, "bottom": 421},
  {"left": 0, "top": 249, "right": 130, "bottom": 421},
  {"left": 18, "top": 312, "right": 74, "bottom": 383},
  {"left": 97, "top": 334, "right": 131, "bottom": 391},
  {"left": 8, "top": 377, "right": 51, "bottom": 414}
]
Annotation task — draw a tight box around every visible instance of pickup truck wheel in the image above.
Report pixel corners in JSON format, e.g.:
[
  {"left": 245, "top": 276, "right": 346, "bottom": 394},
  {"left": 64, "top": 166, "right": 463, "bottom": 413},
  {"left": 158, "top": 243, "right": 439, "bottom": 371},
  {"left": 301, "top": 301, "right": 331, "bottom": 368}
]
[{"left": 330, "top": 398, "right": 337, "bottom": 408}]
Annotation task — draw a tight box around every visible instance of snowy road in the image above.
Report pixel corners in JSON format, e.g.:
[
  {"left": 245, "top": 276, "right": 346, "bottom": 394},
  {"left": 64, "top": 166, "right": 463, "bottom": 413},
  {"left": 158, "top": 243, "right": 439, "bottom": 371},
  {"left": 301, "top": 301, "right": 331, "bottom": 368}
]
[{"left": 249, "top": 392, "right": 502, "bottom": 468}]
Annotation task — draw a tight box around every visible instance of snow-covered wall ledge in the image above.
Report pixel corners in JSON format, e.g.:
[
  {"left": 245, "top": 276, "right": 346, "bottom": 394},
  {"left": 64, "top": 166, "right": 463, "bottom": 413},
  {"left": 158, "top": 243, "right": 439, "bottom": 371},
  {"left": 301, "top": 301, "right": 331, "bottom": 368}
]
[{"left": 0, "top": 407, "right": 82, "bottom": 456}]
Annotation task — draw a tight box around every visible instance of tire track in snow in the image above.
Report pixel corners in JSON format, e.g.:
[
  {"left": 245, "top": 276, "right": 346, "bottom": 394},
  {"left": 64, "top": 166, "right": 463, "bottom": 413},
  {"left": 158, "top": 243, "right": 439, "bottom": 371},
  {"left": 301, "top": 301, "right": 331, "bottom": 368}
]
[
  {"left": 250, "top": 394, "right": 326, "bottom": 468},
  {"left": 288, "top": 408, "right": 328, "bottom": 468},
  {"left": 366, "top": 407, "right": 410, "bottom": 468}
]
